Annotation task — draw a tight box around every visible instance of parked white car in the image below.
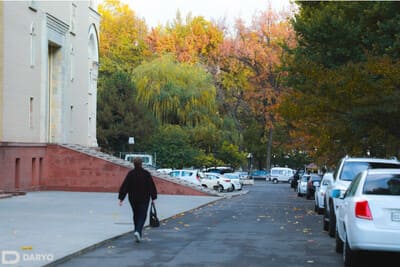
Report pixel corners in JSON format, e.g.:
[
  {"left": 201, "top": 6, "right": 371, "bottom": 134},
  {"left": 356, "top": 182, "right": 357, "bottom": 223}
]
[
  {"left": 269, "top": 167, "right": 294, "bottom": 184},
  {"left": 156, "top": 168, "right": 173, "bottom": 174},
  {"left": 168, "top": 169, "right": 203, "bottom": 186},
  {"left": 232, "top": 171, "right": 254, "bottom": 185},
  {"left": 202, "top": 172, "right": 233, "bottom": 192},
  {"left": 222, "top": 173, "right": 243, "bottom": 191},
  {"left": 314, "top": 172, "right": 333, "bottom": 214},
  {"left": 335, "top": 169, "right": 400, "bottom": 267},
  {"left": 297, "top": 174, "right": 309, "bottom": 196},
  {"left": 324, "top": 156, "right": 400, "bottom": 237}
]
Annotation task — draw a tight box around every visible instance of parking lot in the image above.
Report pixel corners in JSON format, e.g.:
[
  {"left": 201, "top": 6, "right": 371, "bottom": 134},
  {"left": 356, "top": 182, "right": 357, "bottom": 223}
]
[{"left": 54, "top": 182, "right": 349, "bottom": 267}]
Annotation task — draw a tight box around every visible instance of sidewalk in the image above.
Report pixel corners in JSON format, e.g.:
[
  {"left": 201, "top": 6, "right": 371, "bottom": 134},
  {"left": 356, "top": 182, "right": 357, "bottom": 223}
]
[{"left": 0, "top": 191, "right": 224, "bottom": 267}]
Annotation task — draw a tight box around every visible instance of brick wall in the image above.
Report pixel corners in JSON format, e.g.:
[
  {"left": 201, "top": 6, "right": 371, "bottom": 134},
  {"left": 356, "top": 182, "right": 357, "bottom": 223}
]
[{"left": 0, "top": 143, "right": 208, "bottom": 196}]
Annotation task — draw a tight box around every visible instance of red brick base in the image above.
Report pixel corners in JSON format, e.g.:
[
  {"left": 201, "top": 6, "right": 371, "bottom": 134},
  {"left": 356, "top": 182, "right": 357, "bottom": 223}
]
[{"left": 0, "top": 143, "right": 208, "bottom": 196}]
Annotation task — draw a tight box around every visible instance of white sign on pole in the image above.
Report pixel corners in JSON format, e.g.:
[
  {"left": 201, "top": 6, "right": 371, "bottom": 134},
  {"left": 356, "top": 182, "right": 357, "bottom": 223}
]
[{"left": 128, "top": 137, "right": 135, "bottom": 144}]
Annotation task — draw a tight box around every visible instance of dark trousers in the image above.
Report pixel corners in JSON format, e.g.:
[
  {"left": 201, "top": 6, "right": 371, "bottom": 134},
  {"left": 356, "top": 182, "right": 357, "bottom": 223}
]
[{"left": 128, "top": 198, "right": 149, "bottom": 237}]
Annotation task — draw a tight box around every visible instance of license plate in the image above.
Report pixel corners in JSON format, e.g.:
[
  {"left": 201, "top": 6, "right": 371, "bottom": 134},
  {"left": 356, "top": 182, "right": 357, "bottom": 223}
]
[{"left": 391, "top": 211, "right": 400, "bottom": 222}]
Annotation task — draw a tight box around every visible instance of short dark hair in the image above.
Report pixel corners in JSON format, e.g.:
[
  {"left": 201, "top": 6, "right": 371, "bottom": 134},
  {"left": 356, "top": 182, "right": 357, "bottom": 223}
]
[{"left": 133, "top": 157, "right": 142, "bottom": 168}]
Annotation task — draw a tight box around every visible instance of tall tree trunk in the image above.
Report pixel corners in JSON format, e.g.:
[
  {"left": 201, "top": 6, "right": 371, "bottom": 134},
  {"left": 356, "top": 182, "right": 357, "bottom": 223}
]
[{"left": 266, "top": 127, "right": 273, "bottom": 170}]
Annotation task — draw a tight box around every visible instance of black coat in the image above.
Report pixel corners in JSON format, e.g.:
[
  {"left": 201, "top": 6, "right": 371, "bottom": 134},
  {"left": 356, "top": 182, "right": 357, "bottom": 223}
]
[{"left": 118, "top": 167, "right": 157, "bottom": 204}]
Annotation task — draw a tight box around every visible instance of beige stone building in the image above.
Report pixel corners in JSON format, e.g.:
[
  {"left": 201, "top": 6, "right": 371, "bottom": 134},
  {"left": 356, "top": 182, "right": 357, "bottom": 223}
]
[{"left": 0, "top": 0, "right": 100, "bottom": 147}]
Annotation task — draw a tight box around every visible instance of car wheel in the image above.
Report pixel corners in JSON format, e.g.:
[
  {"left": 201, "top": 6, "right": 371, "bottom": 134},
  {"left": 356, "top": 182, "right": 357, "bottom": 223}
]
[
  {"left": 217, "top": 185, "right": 224, "bottom": 193},
  {"left": 328, "top": 201, "right": 336, "bottom": 237},
  {"left": 323, "top": 208, "right": 329, "bottom": 231},
  {"left": 343, "top": 234, "right": 360, "bottom": 267},
  {"left": 317, "top": 207, "right": 324, "bottom": 215},
  {"left": 272, "top": 179, "right": 278, "bottom": 184},
  {"left": 335, "top": 229, "right": 343, "bottom": 253},
  {"left": 228, "top": 185, "right": 234, "bottom": 192}
]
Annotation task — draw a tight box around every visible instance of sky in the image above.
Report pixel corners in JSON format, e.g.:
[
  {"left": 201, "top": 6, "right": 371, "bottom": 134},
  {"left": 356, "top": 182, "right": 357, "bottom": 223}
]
[{"left": 123, "top": 0, "right": 293, "bottom": 28}]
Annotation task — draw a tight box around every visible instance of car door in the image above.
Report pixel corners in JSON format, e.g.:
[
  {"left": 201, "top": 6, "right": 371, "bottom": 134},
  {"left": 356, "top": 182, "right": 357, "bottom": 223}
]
[{"left": 337, "top": 173, "right": 363, "bottom": 241}]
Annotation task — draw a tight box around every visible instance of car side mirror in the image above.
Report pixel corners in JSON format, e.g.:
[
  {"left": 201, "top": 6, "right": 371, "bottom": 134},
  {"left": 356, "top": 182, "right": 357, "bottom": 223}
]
[{"left": 331, "top": 189, "right": 341, "bottom": 198}]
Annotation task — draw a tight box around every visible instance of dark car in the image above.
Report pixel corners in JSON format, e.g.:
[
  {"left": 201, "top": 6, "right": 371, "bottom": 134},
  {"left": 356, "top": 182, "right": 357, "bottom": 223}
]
[
  {"left": 250, "top": 170, "right": 270, "bottom": 180},
  {"left": 204, "top": 167, "right": 233, "bottom": 174},
  {"left": 291, "top": 169, "right": 304, "bottom": 190},
  {"left": 306, "top": 174, "right": 322, "bottom": 200}
]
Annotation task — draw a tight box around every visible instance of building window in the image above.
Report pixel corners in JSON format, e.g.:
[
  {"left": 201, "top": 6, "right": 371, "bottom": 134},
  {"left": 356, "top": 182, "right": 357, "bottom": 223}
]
[
  {"left": 88, "top": 116, "right": 91, "bottom": 137},
  {"left": 15, "top": 158, "right": 21, "bottom": 189},
  {"left": 70, "top": 105, "right": 74, "bottom": 133},
  {"left": 30, "top": 23, "right": 36, "bottom": 67},
  {"left": 29, "top": 97, "right": 34, "bottom": 128},
  {"left": 32, "top": 158, "right": 37, "bottom": 187},
  {"left": 70, "top": 3, "right": 77, "bottom": 35},
  {"left": 70, "top": 45, "right": 74, "bottom": 82},
  {"left": 39, "top": 157, "right": 43, "bottom": 186}
]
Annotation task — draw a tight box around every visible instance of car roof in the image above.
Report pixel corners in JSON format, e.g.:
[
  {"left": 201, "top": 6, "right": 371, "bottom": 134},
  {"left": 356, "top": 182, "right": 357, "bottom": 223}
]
[
  {"left": 343, "top": 157, "right": 400, "bottom": 163},
  {"left": 365, "top": 168, "right": 400, "bottom": 175},
  {"left": 204, "top": 172, "right": 221, "bottom": 175}
]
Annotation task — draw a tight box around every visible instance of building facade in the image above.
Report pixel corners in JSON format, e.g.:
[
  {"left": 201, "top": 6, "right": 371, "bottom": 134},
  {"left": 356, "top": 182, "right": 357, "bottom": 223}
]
[
  {"left": 0, "top": 0, "right": 100, "bottom": 147},
  {"left": 0, "top": 1, "right": 100, "bottom": 192}
]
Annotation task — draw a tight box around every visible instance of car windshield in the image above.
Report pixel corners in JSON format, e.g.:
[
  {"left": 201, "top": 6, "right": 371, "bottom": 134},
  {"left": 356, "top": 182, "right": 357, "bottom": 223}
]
[
  {"left": 363, "top": 174, "right": 400, "bottom": 195},
  {"left": 301, "top": 175, "right": 309, "bottom": 182},
  {"left": 340, "top": 161, "right": 400, "bottom": 181},
  {"left": 310, "top": 175, "right": 321, "bottom": 181},
  {"left": 224, "top": 173, "right": 239, "bottom": 179}
]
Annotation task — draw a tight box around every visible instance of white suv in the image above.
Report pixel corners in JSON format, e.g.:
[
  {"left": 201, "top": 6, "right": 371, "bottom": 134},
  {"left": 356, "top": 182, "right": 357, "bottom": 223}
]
[
  {"left": 269, "top": 167, "right": 294, "bottom": 184},
  {"left": 168, "top": 169, "right": 203, "bottom": 186},
  {"left": 323, "top": 156, "right": 400, "bottom": 237}
]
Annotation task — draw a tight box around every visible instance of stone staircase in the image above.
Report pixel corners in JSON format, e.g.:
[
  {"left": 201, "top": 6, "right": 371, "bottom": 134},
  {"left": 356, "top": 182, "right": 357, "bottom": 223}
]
[
  {"left": 0, "top": 191, "right": 26, "bottom": 199},
  {"left": 59, "top": 144, "right": 218, "bottom": 196}
]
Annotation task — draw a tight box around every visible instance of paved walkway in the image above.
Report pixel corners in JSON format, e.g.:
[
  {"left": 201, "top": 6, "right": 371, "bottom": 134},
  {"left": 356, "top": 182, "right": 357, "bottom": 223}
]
[{"left": 0, "top": 191, "right": 226, "bottom": 267}]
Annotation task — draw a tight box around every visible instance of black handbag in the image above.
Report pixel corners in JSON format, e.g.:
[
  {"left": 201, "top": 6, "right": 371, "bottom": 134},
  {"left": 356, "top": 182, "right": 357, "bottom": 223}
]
[{"left": 149, "top": 202, "right": 160, "bottom": 227}]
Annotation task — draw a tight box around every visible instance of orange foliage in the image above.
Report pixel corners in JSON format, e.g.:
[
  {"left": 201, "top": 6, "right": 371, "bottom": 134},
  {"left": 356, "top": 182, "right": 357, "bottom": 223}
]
[
  {"left": 147, "top": 15, "right": 224, "bottom": 64},
  {"left": 218, "top": 7, "right": 295, "bottom": 129}
]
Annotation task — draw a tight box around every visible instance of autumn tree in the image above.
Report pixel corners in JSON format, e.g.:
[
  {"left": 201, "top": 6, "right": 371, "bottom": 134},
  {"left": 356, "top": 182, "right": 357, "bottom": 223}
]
[
  {"left": 282, "top": 1, "right": 400, "bottom": 164},
  {"left": 97, "top": 0, "right": 156, "bottom": 154},
  {"left": 147, "top": 13, "right": 224, "bottom": 64},
  {"left": 98, "top": 0, "right": 151, "bottom": 74},
  {"left": 215, "top": 7, "right": 295, "bottom": 169}
]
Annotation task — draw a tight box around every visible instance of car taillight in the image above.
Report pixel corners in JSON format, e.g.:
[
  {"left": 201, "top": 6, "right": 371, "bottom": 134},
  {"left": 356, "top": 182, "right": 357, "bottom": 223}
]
[
  {"left": 355, "top": 200, "right": 373, "bottom": 220},
  {"left": 223, "top": 179, "right": 230, "bottom": 183}
]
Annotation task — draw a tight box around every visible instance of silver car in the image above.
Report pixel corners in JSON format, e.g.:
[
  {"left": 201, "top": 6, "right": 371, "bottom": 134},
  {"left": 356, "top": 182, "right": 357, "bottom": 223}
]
[
  {"left": 222, "top": 173, "right": 243, "bottom": 191},
  {"left": 297, "top": 174, "right": 309, "bottom": 197},
  {"left": 314, "top": 172, "right": 333, "bottom": 214}
]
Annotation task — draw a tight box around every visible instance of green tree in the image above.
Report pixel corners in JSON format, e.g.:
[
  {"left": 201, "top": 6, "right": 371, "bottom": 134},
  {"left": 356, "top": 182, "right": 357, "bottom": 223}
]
[
  {"left": 282, "top": 1, "right": 400, "bottom": 164},
  {"left": 97, "top": 71, "right": 156, "bottom": 153},
  {"left": 216, "top": 142, "right": 246, "bottom": 170},
  {"left": 149, "top": 125, "right": 200, "bottom": 168},
  {"left": 132, "top": 55, "right": 217, "bottom": 126},
  {"left": 291, "top": 1, "right": 400, "bottom": 68}
]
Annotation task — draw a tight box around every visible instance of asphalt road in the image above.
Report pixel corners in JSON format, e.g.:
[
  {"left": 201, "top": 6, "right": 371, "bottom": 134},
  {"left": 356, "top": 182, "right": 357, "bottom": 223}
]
[{"left": 52, "top": 182, "right": 349, "bottom": 267}]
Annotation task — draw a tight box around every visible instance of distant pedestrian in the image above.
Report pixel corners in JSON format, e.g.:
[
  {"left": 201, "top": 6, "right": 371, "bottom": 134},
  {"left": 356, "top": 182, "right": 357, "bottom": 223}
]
[{"left": 118, "top": 157, "right": 157, "bottom": 243}]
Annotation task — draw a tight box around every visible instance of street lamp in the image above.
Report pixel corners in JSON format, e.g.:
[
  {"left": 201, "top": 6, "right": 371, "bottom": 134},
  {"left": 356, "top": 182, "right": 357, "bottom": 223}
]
[{"left": 247, "top": 153, "right": 253, "bottom": 175}]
